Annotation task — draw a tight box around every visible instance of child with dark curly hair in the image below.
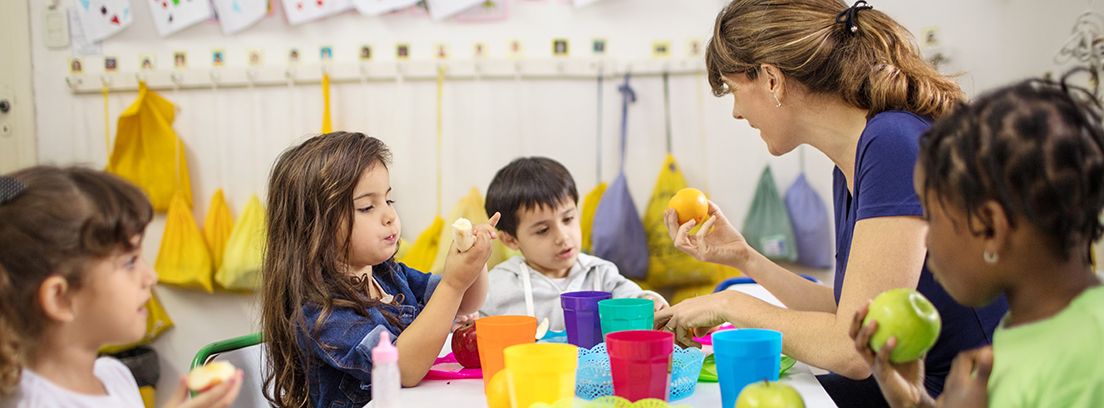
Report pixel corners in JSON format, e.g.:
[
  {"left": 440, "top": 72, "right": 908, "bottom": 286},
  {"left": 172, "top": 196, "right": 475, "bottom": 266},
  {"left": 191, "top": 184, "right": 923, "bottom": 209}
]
[{"left": 851, "top": 70, "right": 1104, "bottom": 408}]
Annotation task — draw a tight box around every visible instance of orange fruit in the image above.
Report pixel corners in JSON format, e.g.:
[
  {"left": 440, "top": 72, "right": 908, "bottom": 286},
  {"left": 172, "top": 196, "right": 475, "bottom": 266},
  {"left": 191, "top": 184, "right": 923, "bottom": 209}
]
[
  {"left": 485, "top": 370, "right": 510, "bottom": 408},
  {"left": 667, "top": 188, "right": 709, "bottom": 225}
]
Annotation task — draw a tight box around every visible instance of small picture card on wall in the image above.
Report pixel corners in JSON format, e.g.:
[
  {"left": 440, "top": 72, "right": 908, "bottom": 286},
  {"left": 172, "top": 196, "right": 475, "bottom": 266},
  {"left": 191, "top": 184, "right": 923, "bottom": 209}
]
[
  {"left": 359, "top": 45, "right": 372, "bottom": 61},
  {"left": 509, "top": 40, "right": 522, "bottom": 58},
  {"left": 352, "top": 0, "right": 418, "bottom": 16},
  {"left": 652, "top": 41, "right": 670, "bottom": 58},
  {"left": 212, "top": 49, "right": 225, "bottom": 66},
  {"left": 689, "top": 39, "right": 702, "bottom": 57},
  {"left": 173, "top": 51, "right": 187, "bottom": 68},
  {"left": 211, "top": 0, "right": 267, "bottom": 34},
  {"left": 104, "top": 56, "right": 118, "bottom": 72},
  {"left": 320, "top": 46, "right": 333, "bottom": 61},
  {"left": 147, "top": 0, "right": 214, "bottom": 37},
  {"left": 552, "top": 39, "right": 568, "bottom": 57},
  {"left": 140, "top": 54, "right": 155, "bottom": 70},
  {"left": 289, "top": 48, "right": 301, "bottom": 64},
  {"left": 281, "top": 0, "right": 351, "bottom": 25},
  {"left": 71, "top": 0, "right": 132, "bottom": 42},
  {"left": 592, "top": 38, "right": 606, "bottom": 55},
  {"left": 396, "top": 43, "right": 410, "bottom": 60},
  {"left": 249, "top": 49, "right": 264, "bottom": 66},
  {"left": 70, "top": 58, "right": 84, "bottom": 74}
]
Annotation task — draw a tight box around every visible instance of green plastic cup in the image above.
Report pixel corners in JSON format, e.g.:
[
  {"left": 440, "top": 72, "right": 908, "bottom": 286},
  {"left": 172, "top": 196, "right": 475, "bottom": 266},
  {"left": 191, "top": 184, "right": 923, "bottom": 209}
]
[{"left": 598, "top": 298, "right": 655, "bottom": 337}]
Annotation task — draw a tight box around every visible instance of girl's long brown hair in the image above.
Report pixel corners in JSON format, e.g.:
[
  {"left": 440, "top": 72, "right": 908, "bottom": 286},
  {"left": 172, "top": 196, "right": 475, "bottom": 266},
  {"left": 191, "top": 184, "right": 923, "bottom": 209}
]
[
  {"left": 706, "top": 0, "right": 964, "bottom": 119},
  {"left": 0, "top": 166, "right": 151, "bottom": 396},
  {"left": 261, "top": 132, "right": 403, "bottom": 407}
]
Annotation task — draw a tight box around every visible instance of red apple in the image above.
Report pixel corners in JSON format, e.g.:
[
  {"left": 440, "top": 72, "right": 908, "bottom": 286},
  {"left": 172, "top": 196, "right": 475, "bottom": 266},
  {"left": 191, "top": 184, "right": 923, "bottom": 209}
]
[{"left": 451, "top": 321, "right": 481, "bottom": 369}]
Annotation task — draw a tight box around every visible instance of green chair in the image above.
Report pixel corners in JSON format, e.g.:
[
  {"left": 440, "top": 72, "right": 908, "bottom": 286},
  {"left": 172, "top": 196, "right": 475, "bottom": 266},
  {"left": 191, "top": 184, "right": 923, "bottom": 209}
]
[
  {"left": 190, "top": 332, "right": 264, "bottom": 370},
  {"left": 190, "top": 332, "right": 265, "bottom": 406}
]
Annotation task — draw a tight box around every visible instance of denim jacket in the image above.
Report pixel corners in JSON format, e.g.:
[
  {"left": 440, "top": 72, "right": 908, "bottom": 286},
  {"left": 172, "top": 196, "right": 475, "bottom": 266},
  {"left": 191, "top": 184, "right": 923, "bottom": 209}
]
[{"left": 300, "top": 261, "right": 441, "bottom": 408}]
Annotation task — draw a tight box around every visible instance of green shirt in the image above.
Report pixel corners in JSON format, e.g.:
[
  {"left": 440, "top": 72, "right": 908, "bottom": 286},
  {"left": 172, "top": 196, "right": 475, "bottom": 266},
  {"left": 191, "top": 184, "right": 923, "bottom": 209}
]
[{"left": 988, "top": 285, "right": 1104, "bottom": 407}]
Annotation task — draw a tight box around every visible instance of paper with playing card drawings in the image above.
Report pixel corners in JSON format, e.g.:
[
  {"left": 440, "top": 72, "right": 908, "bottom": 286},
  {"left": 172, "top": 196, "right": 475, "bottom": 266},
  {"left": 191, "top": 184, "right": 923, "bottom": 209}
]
[
  {"left": 212, "top": 0, "right": 267, "bottom": 34},
  {"left": 147, "top": 0, "right": 214, "bottom": 37},
  {"left": 71, "top": 0, "right": 132, "bottom": 42},
  {"left": 281, "top": 0, "right": 351, "bottom": 25}
]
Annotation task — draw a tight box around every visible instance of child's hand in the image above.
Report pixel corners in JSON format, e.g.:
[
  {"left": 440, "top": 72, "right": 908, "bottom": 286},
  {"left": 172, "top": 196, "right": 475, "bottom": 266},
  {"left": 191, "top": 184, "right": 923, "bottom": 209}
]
[
  {"left": 655, "top": 292, "right": 732, "bottom": 348},
  {"left": 164, "top": 369, "right": 244, "bottom": 408},
  {"left": 451, "top": 312, "right": 479, "bottom": 332},
  {"left": 443, "top": 213, "right": 500, "bottom": 292},
  {"left": 638, "top": 292, "right": 670, "bottom": 312},
  {"left": 937, "top": 346, "right": 992, "bottom": 408},
  {"left": 850, "top": 304, "right": 936, "bottom": 408},
  {"left": 664, "top": 202, "right": 754, "bottom": 270}
]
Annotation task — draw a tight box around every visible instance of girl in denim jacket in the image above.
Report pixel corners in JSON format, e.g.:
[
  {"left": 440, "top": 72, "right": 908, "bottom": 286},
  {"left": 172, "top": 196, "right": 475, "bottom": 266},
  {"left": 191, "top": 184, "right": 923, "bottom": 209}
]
[{"left": 260, "top": 132, "right": 499, "bottom": 408}]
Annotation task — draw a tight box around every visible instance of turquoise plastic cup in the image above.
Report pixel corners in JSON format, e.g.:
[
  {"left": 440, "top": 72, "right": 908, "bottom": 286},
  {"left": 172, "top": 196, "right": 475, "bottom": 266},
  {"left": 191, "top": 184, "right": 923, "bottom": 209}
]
[{"left": 598, "top": 298, "right": 655, "bottom": 337}]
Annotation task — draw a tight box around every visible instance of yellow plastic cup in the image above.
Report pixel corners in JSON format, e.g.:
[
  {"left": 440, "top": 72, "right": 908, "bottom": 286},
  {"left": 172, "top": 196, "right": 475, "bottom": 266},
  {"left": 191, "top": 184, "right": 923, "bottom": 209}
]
[
  {"left": 477, "top": 315, "right": 537, "bottom": 393},
  {"left": 503, "top": 343, "right": 578, "bottom": 408}
]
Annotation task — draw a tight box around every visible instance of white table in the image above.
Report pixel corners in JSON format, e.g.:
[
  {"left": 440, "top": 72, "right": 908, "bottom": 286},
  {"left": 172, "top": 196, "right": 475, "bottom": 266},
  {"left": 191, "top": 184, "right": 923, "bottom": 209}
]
[
  {"left": 370, "top": 361, "right": 835, "bottom": 407},
  {"left": 368, "top": 284, "right": 839, "bottom": 407}
]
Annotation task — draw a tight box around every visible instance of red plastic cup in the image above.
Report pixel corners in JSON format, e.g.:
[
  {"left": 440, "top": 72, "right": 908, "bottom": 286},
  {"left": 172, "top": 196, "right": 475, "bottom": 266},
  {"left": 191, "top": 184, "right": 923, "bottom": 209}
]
[{"left": 605, "top": 330, "right": 674, "bottom": 402}]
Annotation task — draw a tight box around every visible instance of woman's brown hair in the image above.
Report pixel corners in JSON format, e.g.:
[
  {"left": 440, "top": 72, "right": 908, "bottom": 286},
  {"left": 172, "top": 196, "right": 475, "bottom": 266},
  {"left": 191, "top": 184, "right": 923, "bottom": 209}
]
[
  {"left": 261, "top": 132, "right": 401, "bottom": 407},
  {"left": 0, "top": 166, "right": 152, "bottom": 396},
  {"left": 706, "top": 0, "right": 965, "bottom": 119}
]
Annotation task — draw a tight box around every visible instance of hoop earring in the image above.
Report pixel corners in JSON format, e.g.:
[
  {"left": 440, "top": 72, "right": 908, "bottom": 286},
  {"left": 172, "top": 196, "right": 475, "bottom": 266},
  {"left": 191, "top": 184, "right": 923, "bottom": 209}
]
[{"left": 983, "top": 250, "right": 999, "bottom": 264}]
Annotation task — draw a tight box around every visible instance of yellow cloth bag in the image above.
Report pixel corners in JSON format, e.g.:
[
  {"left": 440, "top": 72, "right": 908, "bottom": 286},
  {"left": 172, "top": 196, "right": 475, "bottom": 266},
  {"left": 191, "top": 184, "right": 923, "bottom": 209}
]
[
  {"left": 429, "top": 188, "right": 517, "bottom": 274},
  {"left": 107, "top": 82, "right": 192, "bottom": 212},
  {"left": 203, "top": 189, "right": 234, "bottom": 271},
  {"left": 579, "top": 182, "right": 607, "bottom": 254},
  {"left": 156, "top": 193, "right": 214, "bottom": 292},
  {"left": 398, "top": 216, "right": 444, "bottom": 271},
  {"left": 216, "top": 194, "right": 266, "bottom": 291},
  {"left": 642, "top": 154, "right": 731, "bottom": 289},
  {"left": 99, "top": 291, "right": 174, "bottom": 354}
]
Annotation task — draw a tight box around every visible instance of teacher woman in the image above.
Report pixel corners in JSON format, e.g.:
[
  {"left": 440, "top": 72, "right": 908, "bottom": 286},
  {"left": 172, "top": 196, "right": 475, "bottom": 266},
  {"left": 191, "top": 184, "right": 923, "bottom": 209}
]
[{"left": 656, "top": 1, "right": 1008, "bottom": 406}]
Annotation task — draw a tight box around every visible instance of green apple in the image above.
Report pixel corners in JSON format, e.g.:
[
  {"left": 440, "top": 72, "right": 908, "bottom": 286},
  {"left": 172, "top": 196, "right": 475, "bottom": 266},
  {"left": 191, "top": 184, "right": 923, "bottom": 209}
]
[
  {"left": 864, "top": 288, "right": 942, "bottom": 363},
  {"left": 736, "top": 381, "right": 805, "bottom": 408}
]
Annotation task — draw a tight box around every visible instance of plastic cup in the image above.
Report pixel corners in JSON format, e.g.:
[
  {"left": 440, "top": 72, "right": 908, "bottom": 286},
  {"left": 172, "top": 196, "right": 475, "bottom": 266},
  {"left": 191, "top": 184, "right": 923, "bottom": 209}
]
[
  {"left": 561, "top": 291, "right": 612, "bottom": 348},
  {"left": 598, "top": 298, "right": 655, "bottom": 337},
  {"left": 605, "top": 330, "right": 674, "bottom": 402},
  {"left": 712, "top": 329, "right": 783, "bottom": 408},
  {"left": 502, "top": 343, "right": 578, "bottom": 408},
  {"left": 476, "top": 315, "right": 536, "bottom": 393}
]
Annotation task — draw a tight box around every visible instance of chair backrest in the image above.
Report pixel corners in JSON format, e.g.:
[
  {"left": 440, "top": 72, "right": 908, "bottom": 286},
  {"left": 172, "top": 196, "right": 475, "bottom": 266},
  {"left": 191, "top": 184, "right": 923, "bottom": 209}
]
[{"left": 192, "top": 333, "right": 269, "bottom": 408}]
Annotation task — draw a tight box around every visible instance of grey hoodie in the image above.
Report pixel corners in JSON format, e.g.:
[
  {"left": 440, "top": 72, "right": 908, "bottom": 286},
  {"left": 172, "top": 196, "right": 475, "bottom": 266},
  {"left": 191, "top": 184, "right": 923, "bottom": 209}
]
[{"left": 480, "top": 253, "right": 665, "bottom": 331}]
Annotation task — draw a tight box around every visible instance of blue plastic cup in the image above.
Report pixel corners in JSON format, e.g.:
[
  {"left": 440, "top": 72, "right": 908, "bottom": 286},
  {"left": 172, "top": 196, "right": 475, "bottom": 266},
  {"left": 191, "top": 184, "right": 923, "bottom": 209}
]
[{"left": 712, "top": 329, "right": 782, "bottom": 408}]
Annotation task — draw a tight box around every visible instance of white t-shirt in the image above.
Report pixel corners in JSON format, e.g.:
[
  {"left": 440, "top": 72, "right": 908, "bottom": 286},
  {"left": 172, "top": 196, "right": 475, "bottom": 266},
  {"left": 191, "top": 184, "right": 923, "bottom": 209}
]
[{"left": 1, "top": 357, "right": 144, "bottom": 408}]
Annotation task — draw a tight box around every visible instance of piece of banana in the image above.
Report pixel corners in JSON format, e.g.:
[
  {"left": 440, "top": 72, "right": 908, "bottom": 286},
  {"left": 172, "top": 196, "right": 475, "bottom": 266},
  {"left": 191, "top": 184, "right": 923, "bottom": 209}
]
[
  {"left": 187, "top": 361, "right": 236, "bottom": 392},
  {"left": 452, "top": 218, "right": 476, "bottom": 252}
]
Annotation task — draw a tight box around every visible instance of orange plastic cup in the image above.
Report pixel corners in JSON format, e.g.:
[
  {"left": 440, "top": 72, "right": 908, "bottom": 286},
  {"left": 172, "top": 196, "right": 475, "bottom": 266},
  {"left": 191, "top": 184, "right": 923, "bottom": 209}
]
[{"left": 476, "top": 315, "right": 536, "bottom": 392}]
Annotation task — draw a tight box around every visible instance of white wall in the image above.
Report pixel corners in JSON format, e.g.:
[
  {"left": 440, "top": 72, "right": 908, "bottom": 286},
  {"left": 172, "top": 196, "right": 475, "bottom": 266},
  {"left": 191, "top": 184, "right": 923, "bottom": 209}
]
[{"left": 25, "top": 0, "right": 1099, "bottom": 404}]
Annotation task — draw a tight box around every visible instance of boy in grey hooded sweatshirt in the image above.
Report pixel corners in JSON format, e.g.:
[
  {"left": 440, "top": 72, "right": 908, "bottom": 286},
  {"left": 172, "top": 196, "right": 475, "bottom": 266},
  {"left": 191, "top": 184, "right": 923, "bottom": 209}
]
[{"left": 478, "top": 157, "right": 667, "bottom": 332}]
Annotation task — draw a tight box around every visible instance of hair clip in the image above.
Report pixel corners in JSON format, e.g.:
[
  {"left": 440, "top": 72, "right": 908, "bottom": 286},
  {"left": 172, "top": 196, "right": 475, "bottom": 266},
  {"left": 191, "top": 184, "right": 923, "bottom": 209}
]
[
  {"left": 836, "top": 0, "right": 873, "bottom": 35},
  {"left": 0, "top": 176, "right": 26, "bottom": 205}
]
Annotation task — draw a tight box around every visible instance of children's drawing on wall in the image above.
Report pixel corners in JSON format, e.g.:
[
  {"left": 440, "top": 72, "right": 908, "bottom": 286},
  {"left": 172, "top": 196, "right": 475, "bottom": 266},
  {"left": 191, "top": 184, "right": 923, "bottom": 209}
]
[{"left": 147, "top": 0, "right": 214, "bottom": 36}]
